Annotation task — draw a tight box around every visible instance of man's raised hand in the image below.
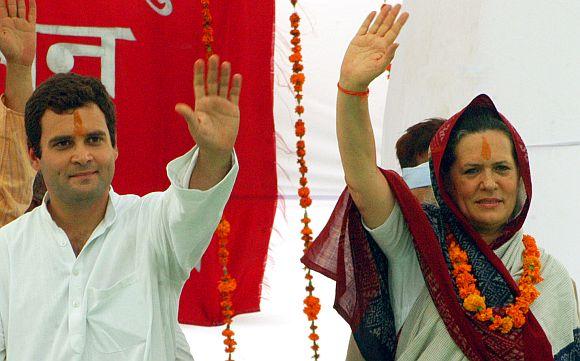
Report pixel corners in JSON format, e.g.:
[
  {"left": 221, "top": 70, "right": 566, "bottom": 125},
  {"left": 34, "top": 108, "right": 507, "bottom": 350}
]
[
  {"left": 0, "top": 0, "right": 36, "bottom": 66},
  {"left": 175, "top": 54, "right": 242, "bottom": 158}
]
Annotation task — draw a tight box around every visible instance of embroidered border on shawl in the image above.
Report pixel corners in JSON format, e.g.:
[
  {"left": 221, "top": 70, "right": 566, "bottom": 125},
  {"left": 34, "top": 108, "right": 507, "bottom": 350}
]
[{"left": 352, "top": 228, "right": 397, "bottom": 361}]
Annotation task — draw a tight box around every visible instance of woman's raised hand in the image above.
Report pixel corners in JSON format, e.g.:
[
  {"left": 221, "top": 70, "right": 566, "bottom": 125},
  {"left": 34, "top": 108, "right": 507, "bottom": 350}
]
[{"left": 339, "top": 4, "right": 408, "bottom": 91}]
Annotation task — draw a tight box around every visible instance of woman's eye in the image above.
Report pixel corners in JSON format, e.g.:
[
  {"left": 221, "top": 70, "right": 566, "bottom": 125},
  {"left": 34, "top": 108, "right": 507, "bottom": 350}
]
[
  {"left": 495, "top": 165, "right": 510, "bottom": 172},
  {"left": 464, "top": 168, "right": 478, "bottom": 175}
]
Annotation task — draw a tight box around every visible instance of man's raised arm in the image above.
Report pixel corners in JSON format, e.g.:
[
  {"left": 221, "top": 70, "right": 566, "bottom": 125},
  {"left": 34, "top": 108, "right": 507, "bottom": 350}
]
[
  {"left": 175, "top": 54, "right": 242, "bottom": 190},
  {"left": 0, "top": 0, "right": 37, "bottom": 226}
]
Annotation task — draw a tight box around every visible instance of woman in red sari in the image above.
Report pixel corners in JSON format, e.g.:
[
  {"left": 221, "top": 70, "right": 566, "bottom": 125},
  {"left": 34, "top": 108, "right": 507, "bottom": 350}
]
[{"left": 302, "top": 5, "right": 580, "bottom": 360}]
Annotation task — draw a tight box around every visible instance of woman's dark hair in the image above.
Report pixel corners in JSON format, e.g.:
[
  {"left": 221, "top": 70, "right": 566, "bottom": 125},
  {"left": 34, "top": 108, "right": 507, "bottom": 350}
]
[
  {"left": 396, "top": 118, "right": 445, "bottom": 168},
  {"left": 25, "top": 73, "right": 117, "bottom": 158},
  {"left": 441, "top": 107, "right": 516, "bottom": 176}
]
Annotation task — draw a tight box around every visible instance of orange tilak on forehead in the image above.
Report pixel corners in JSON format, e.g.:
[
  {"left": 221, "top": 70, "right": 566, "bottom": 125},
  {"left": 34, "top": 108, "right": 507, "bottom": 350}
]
[
  {"left": 73, "top": 110, "right": 85, "bottom": 136},
  {"left": 481, "top": 136, "right": 492, "bottom": 160}
]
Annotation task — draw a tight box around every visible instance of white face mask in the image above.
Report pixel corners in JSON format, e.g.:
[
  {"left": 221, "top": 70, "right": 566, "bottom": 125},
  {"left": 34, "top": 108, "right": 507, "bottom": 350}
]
[{"left": 402, "top": 161, "right": 431, "bottom": 189}]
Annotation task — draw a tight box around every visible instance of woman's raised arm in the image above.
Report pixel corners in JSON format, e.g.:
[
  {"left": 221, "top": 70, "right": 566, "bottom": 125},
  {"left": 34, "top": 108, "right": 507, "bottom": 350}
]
[{"left": 337, "top": 4, "right": 408, "bottom": 228}]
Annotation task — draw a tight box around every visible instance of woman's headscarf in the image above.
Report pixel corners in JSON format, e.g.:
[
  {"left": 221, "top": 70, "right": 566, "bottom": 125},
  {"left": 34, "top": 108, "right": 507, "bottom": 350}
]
[{"left": 301, "top": 94, "right": 553, "bottom": 360}]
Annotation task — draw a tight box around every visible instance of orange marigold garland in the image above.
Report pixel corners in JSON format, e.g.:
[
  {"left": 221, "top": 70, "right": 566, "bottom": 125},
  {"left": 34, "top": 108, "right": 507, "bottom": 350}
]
[
  {"left": 199, "top": 1, "right": 237, "bottom": 359},
  {"left": 201, "top": 0, "right": 214, "bottom": 56},
  {"left": 448, "top": 233, "right": 543, "bottom": 334},
  {"left": 217, "top": 220, "right": 237, "bottom": 359},
  {"left": 289, "top": 3, "right": 321, "bottom": 359}
]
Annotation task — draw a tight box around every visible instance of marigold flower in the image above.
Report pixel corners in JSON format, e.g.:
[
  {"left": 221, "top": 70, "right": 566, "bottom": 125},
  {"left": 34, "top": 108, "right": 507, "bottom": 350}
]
[
  {"left": 475, "top": 308, "right": 493, "bottom": 322},
  {"left": 301, "top": 226, "right": 313, "bottom": 235},
  {"left": 222, "top": 329, "right": 235, "bottom": 337},
  {"left": 300, "top": 197, "right": 312, "bottom": 208},
  {"left": 300, "top": 177, "right": 308, "bottom": 186},
  {"left": 500, "top": 317, "right": 513, "bottom": 334},
  {"left": 295, "top": 121, "right": 305, "bottom": 137},
  {"left": 298, "top": 187, "right": 310, "bottom": 197},
  {"left": 218, "top": 278, "right": 237, "bottom": 293},
  {"left": 291, "top": 73, "right": 305, "bottom": 85},
  {"left": 291, "top": 37, "right": 301, "bottom": 46},
  {"left": 309, "top": 333, "right": 320, "bottom": 341},
  {"left": 489, "top": 316, "right": 503, "bottom": 331},
  {"left": 463, "top": 294, "right": 486, "bottom": 312},
  {"left": 290, "top": 29, "right": 300, "bottom": 37},
  {"left": 290, "top": 13, "right": 300, "bottom": 23},
  {"left": 293, "top": 62, "right": 304, "bottom": 72}
]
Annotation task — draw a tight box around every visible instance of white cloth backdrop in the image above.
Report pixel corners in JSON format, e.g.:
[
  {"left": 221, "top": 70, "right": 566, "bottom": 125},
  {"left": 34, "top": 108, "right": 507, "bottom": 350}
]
[{"left": 182, "top": 1, "right": 580, "bottom": 359}]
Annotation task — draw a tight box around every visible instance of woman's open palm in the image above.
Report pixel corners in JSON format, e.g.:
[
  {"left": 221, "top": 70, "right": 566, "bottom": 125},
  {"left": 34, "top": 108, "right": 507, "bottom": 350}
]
[{"left": 340, "top": 4, "right": 408, "bottom": 89}]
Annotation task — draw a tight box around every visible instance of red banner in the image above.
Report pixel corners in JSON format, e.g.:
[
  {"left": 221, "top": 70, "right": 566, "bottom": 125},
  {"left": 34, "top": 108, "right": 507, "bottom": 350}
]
[{"left": 2, "top": 0, "right": 277, "bottom": 326}]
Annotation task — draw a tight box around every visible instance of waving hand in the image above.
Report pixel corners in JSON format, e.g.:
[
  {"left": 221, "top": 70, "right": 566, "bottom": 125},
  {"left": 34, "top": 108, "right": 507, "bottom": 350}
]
[
  {"left": 339, "top": 4, "right": 408, "bottom": 91},
  {"left": 0, "top": 0, "right": 36, "bottom": 66}
]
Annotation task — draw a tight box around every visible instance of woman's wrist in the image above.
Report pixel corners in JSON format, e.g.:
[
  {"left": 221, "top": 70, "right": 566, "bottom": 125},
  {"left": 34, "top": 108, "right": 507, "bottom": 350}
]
[
  {"left": 337, "top": 82, "right": 369, "bottom": 98},
  {"left": 337, "top": 75, "right": 369, "bottom": 92}
]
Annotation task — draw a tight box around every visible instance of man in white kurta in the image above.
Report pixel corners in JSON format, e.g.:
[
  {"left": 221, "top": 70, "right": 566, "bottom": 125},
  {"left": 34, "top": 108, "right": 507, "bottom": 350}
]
[
  {"left": 0, "top": 16, "right": 243, "bottom": 356},
  {"left": 0, "top": 147, "right": 237, "bottom": 360}
]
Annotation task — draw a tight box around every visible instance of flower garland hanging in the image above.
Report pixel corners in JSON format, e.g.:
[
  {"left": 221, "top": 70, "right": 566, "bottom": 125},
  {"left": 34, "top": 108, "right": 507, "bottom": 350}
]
[
  {"left": 217, "top": 220, "right": 237, "bottom": 359},
  {"left": 199, "top": 1, "right": 237, "bottom": 359},
  {"left": 201, "top": 0, "right": 214, "bottom": 56},
  {"left": 448, "top": 233, "right": 543, "bottom": 334},
  {"left": 289, "top": 3, "right": 321, "bottom": 359}
]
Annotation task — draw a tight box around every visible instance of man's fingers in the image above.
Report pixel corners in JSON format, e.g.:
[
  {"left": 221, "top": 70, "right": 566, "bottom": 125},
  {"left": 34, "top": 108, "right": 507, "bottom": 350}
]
[
  {"left": 356, "top": 11, "right": 376, "bottom": 36},
  {"left": 206, "top": 54, "right": 219, "bottom": 96},
  {"left": 368, "top": 5, "right": 390, "bottom": 35},
  {"left": 218, "top": 61, "right": 231, "bottom": 98},
  {"left": 229, "top": 74, "right": 242, "bottom": 106},
  {"left": 6, "top": 0, "right": 15, "bottom": 17},
  {"left": 175, "top": 103, "right": 197, "bottom": 126},
  {"left": 0, "top": 1, "right": 8, "bottom": 18},
  {"left": 384, "top": 12, "right": 409, "bottom": 45},
  {"left": 193, "top": 59, "right": 205, "bottom": 100},
  {"left": 16, "top": 0, "right": 24, "bottom": 18},
  {"left": 27, "top": 0, "right": 35, "bottom": 23}
]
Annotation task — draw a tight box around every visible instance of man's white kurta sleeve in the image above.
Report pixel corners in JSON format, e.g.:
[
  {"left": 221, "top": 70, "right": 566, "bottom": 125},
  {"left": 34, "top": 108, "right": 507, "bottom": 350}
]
[{"left": 160, "top": 146, "right": 238, "bottom": 281}]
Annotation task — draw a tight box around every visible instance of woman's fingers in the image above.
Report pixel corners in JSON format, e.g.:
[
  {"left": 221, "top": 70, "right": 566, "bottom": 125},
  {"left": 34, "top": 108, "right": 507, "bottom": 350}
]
[
  {"left": 356, "top": 11, "right": 377, "bottom": 36},
  {"left": 368, "top": 5, "right": 390, "bottom": 34},
  {"left": 384, "top": 11, "right": 409, "bottom": 44}
]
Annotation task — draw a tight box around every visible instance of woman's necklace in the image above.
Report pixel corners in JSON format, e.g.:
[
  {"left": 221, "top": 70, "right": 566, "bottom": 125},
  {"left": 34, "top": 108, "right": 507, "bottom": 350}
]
[{"left": 447, "top": 233, "right": 543, "bottom": 334}]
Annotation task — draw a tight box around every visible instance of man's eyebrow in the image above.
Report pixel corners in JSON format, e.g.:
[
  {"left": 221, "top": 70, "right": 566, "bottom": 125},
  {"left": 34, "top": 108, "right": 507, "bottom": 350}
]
[
  {"left": 48, "top": 135, "right": 73, "bottom": 146},
  {"left": 86, "top": 130, "right": 107, "bottom": 138}
]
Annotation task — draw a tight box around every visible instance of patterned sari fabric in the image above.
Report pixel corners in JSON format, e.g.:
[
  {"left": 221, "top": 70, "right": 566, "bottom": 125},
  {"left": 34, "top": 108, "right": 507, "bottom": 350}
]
[{"left": 302, "top": 94, "right": 580, "bottom": 360}]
